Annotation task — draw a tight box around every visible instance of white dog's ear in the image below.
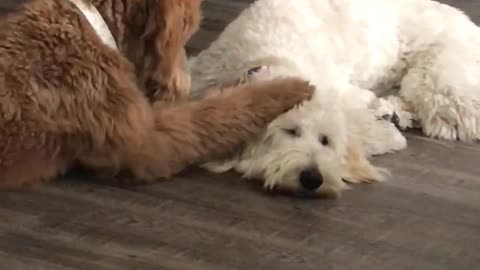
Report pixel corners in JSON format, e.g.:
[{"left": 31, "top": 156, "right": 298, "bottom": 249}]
[{"left": 341, "top": 141, "right": 386, "bottom": 184}]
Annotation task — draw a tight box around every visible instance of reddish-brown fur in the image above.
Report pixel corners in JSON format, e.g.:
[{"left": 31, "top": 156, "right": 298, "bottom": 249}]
[{"left": 0, "top": 0, "right": 313, "bottom": 189}]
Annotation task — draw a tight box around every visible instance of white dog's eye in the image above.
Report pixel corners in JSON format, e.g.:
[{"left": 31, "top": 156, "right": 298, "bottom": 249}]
[
  {"left": 247, "top": 66, "right": 263, "bottom": 77},
  {"left": 320, "top": 135, "right": 329, "bottom": 146},
  {"left": 283, "top": 127, "right": 300, "bottom": 137}
]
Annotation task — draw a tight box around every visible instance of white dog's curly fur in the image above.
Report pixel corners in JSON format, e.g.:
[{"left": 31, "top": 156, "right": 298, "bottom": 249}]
[{"left": 189, "top": 0, "right": 480, "bottom": 196}]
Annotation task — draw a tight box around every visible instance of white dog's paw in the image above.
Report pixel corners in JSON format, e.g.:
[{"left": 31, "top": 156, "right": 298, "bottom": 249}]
[
  {"left": 388, "top": 122, "right": 408, "bottom": 150},
  {"left": 386, "top": 96, "right": 420, "bottom": 130},
  {"left": 423, "top": 111, "right": 480, "bottom": 141},
  {"left": 341, "top": 162, "right": 388, "bottom": 184},
  {"left": 370, "top": 96, "right": 418, "bottom": 130},
  {"left": 370, "top": 97, "right": 395, "bottom": 120},
  {"left": 423, "top": 115, "right": 459, "bottom": 140},
  {"left": 363, "top": 120, "right": 407, "bottom": 156},
  {"left": 342, "top": 170, "right": 388, "bottom": 184},
  {"left": 420, "top": 99, "right": 480, "bottom": 142},
  {"left": 340, "top": 142, "right": 390, "bottom": 185},
  {"left": 200, "top": 160, "right": 237, "bottom": 173},
  {"left": 391, "top": 110, "right": 415, "bottom": 130},
  {"left": 457, "top": 108, "right": 480, "bottom": 142}
]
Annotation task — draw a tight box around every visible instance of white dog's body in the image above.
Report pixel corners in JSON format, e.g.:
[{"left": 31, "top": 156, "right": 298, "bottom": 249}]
[{"left": 188, "top": 0, "right": 480, "bottom": 196}]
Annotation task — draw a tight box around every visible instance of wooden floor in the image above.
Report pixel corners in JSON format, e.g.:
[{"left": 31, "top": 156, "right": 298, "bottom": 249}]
[{"left": 1, "top": 1, "right": 480, "bottom": 269}]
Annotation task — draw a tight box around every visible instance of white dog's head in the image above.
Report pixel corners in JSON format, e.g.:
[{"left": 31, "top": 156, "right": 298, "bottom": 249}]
[
  {"left": 236, "top": 99, "right": 349, "bottom": 197},
  {"left": 199, "top": 59, "right": 385, "bottom": 198}
]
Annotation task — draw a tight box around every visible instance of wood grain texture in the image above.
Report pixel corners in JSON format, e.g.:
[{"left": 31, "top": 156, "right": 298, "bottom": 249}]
[{"left": 1, "top": 0, "right": 480, "bottom": 269}]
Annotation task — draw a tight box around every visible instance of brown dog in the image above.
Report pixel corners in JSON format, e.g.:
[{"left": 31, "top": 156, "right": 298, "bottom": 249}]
[{"left": 0, "top": 0, "right": 313, "bottom": 189}]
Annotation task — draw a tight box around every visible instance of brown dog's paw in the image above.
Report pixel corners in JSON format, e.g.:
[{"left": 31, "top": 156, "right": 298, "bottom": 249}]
[
  {"left": 275, "top": 77, "right": 315, "bottom": 108},
  {"left": 247, "top": 77, "right": 315, "bottom": 113},
  {"left": 150, "top": 78, "right": 190, "bottom": 104}
]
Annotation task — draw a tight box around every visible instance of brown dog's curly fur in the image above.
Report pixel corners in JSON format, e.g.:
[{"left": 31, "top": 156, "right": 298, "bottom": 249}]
[{"left": 0, "top": 0, "right": 313, "bottom": 189}]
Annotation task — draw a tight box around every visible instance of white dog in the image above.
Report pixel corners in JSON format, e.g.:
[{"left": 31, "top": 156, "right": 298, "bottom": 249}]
[{"left": 188, "top": 0, "right": 480, "bottom": 196}]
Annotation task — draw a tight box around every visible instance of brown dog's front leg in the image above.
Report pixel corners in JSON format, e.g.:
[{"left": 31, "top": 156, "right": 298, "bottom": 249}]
[
  {"left": 119, "top": 77, "right": 314, "bottom": 184},
  {"left": 147, "top": 50, "right": 191, "bottom": 104}
]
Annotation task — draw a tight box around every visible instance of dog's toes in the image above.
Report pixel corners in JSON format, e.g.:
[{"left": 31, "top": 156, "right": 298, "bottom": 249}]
[
  {"left": 378, "top": 112, "right": 402, "bottom": 129},
  {"left": 387, "top": 110, "right": 417, "bottom": 131},
  {"left": 391, "top": 112, "right": 401, "bottom": 129}
]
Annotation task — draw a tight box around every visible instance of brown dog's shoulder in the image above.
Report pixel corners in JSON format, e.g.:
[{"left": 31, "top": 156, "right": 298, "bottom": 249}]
[{"left": 0, "top": 0, "right": 134, "bottom": 131}]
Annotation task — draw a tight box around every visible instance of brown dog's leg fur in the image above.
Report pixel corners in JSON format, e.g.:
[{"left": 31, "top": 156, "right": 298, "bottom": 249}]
[{"left": 0, "top": 141, "right": 67, "bottom": 190}]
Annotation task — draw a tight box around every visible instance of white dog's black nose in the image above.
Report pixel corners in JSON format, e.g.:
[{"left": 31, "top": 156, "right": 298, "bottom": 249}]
[{"left": 299, "top": 168, "right": 323, "bottom": 191}]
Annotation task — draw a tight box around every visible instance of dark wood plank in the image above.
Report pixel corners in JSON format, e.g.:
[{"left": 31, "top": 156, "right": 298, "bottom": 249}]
[
  {"left": 0, "top": 0, "right": 480, "bottom": 270},
  {"left": 0, "top": 0, "right": 24, "bottom": 9},
  {"left": 0, "top": 0, "right": 26, "bottom": 15}
]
